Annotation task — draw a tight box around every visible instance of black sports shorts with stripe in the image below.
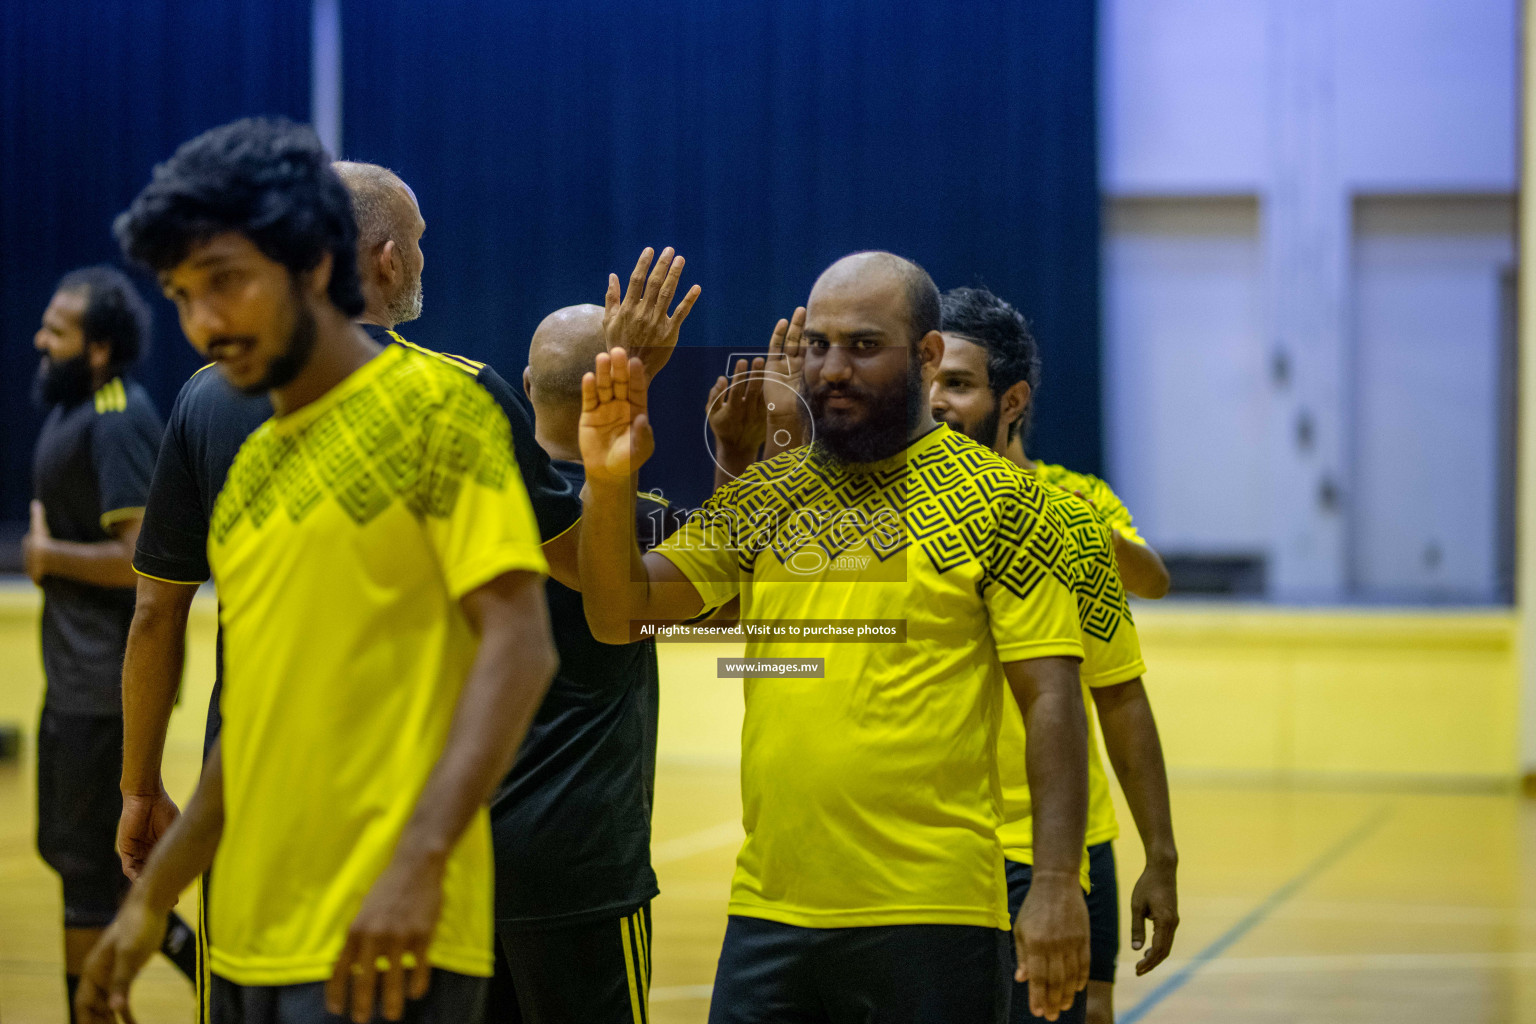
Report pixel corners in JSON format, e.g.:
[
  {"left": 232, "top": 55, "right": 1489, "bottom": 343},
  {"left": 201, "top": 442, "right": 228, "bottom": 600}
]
[{"left": 487, "top": 904, "right": 652, "bottom": 1024}]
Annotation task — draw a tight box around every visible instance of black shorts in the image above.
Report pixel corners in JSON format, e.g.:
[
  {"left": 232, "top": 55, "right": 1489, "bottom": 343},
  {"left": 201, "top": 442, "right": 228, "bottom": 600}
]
[
  {"left": 707, "top": 914, "right": 1010, "bottom": 1024},
  {"left": 36, "top": 709, "right": 129, "bottom": 928},
  {"left": 487, "top": 905, "right": 652, "bottom": 1023},
  {"left": 1004, "top": 861, "right": 1089, "bottom": 1024},
  {"left": 1084, "top": 842, "right": 1119, "bottom": 984},
  {"left": 209, "top": 970, "right": 486, "bottom": 1024}
]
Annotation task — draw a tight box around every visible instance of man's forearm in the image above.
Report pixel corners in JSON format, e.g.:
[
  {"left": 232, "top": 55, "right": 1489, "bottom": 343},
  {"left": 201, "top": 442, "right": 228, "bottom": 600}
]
[
  {"left": 578, "top": 479, "right": 649, "bottom": 643},
  {"left": 1009, "top": 659, "right": 1089, "bottom": 878},
  {"left": 134, "top": 741, "right": 225, "bottom": 912},
  {"left": 1094, "top": 680, "right": 1177, "bottom": 864},
  {"left": 393, "top": 578, "right": 557, "bottom": 868},
  {"left": 36, "top": 537, "right": 140, "bottom": 588},
  {"left": 1113, "top": 534, "right": 1170, "bottom": 599},
  {"left": 121, "top": 578, "right": 195, "bottom": 795}
]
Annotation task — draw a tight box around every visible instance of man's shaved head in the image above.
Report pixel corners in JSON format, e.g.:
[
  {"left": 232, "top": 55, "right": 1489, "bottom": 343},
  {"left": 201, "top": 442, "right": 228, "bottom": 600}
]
[
  {"left": 810, "top": 251, "right": 939, "bottom": 346},
  {"left": 800, "top": 251, "right": 943, "bottom": 464},
  {"left": 528, "top": 304, "right": 608, "bottom": 406}
]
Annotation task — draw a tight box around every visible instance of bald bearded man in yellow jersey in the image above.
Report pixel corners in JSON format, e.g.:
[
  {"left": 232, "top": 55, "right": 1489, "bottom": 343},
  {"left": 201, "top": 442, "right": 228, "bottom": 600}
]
[{"left": 931, "top": 287, "right": 1179, "bottom": 1024}]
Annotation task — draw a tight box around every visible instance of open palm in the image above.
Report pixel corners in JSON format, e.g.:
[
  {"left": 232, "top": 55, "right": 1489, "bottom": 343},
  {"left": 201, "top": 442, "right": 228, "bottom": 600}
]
[{"left": 580, "top": 347, "right": 655, "bottom": 483}]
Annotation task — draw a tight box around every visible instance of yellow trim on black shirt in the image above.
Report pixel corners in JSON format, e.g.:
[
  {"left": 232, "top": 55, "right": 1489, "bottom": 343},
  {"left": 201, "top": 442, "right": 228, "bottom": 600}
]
[
  {"left": 100, "top": 505, "right": 145, "bottom": 531},
  {"left": 387, "top": 332, "right": 486, "bottom": 372},
  {"left": 94, "top": 377, "right": 127, "bottom": 414},
  {"left": 133, "top": 565, "right": 206, "bottom": 586}
]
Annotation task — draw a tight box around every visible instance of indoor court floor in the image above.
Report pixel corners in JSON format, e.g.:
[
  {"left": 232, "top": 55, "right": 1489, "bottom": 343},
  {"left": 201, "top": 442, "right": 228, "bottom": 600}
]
[
  {"left": 3, "top": 587, "right": 1536, "bottom": 1023},
  {"left": 3, "top": 757, "right": 1536, "bottom": 1022}
]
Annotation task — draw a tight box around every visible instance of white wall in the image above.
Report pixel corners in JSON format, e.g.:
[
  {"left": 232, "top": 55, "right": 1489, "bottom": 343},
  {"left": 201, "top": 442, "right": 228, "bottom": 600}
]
[
  {"left": 1104, "top": 198, "right": 1269, "bottom": 553},
  {"left": 1100, "top": 0, "right": 1519, "bottom": 601},
  {"left": 1350, "top": 196, "right": 1515, "bottom": 601}
]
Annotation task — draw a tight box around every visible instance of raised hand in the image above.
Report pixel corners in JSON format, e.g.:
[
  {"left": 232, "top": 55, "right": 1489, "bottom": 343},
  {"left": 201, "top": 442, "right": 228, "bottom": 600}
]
[
  {"left": 764, "top": 308, "right": 808, "bottom": 456},
  {"left": 604, "top": 247, "right": 702, "bottom": 379},
  {"left": 579, "top": 347, "right": 654, "bottom": 484},
  {"left": 708, "top": 357, "right": 767, "bottom": 472}
]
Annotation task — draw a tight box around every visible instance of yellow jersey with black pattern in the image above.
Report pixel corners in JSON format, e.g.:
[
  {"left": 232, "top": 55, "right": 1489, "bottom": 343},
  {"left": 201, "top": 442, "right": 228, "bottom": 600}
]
[
  {"left": 656, "top": 424, "right": 1083, "bottom": 930},
  {"left": 996, "top": 486, "right": 1146, "bottom": 878},
  {"left": 1032, "top": 461, "right": 1146, "bottom": 547},
  {"left": 206, "top": 345, "right": 546, "bottom": 985}
]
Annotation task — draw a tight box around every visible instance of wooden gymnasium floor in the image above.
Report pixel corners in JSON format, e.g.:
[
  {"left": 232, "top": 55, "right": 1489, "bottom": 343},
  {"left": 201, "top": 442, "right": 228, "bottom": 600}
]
[
  {"left": 3, "top": 594, "right": 1536, "bottom": 1022},
  {"left": 3, "top": 758, "right": 1536, "bottom": 1023}
]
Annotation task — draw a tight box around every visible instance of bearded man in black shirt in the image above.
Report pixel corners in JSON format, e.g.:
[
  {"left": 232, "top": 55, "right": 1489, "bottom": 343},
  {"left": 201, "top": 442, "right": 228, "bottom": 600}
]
[{"left": 23, "top": 265, "right": 199, "bottom": 1021}]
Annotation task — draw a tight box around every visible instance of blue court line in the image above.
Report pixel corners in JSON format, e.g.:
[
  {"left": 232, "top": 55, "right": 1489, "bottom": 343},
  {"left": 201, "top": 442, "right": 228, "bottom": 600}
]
[{"left": 1119, "top": 804, "right": 1393, "bottom": 1024}]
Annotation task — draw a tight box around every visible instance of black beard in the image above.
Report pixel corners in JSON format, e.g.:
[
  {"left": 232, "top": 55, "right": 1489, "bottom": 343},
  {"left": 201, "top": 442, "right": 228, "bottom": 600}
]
[
  {"left": 32, "top": 352, "right": 94, "bottom": 408},
  {"left": 956, "top": 403, "right": 1001, "bottom": 449},
  {"left": 239, "top": 288, "right": 318, "bottom": 396},
  {"left": 808, "top": 356, "right": 926, "bottom": 466}
]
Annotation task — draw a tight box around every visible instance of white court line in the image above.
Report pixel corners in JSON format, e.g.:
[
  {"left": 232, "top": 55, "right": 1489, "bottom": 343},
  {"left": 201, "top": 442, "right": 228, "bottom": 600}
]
[
  {"left": 1137, "top": 951, "right": 1536, "bottom": 977},
  {"left": 653, "top": 819, "right": 743, "bottom": 865}
]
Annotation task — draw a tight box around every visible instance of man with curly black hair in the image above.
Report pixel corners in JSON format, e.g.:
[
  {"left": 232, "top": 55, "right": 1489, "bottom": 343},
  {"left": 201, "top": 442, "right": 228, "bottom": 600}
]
[{"left": 78, "top": 117, "right": 561, "bottom": 1024}]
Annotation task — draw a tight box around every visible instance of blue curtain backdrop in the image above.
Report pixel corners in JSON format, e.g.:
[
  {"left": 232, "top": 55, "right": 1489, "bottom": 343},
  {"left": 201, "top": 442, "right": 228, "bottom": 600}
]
[
  {"left": 343, "top": 0, "right": 1100, "bottom": 507},
  {"left": 0, "top": 0, "right": 310, "bottom": 522}
]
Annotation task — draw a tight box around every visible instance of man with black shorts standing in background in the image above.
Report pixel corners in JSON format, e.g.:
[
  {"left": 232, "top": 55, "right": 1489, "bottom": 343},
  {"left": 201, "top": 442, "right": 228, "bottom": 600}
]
[
  {"left": 486, "top": 303, "right": 692, "bottom": 1023},
  {"left": 931, "top": 287, "right": 1179, "bottom": 1024},
  {"left": 23, "top": 265, "right": 197, "bottom": 1022}
]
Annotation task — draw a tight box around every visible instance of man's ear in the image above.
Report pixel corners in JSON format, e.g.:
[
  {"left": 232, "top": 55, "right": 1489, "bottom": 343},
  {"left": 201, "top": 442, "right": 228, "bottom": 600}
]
[
  {"left": 917, "top": 329, "right": 945, "bottom": 375},
  {"left": 522, "top": 365, "right": 533, "bottom": 401},
  {"left": 85, "top": 340, "right": 112, "bottom": 375},
  {"left": 999, "top": 380, "right": 1032, "bottom": 437},
  {"left": 377, "top": 239, "right": 399, "bottom": 287}
]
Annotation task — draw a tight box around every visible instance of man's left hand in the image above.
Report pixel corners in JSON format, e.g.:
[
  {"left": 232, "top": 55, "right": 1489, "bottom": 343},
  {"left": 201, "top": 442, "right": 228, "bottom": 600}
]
[
  {"left": 326, "top": 854, "right": 444, "bottom": 1023},
  {"left": 1129, "top": 859, "right": 1179, "bottom": 975},
  {"left": 22, "top": 500, "right": 51, "bottom": 584}
]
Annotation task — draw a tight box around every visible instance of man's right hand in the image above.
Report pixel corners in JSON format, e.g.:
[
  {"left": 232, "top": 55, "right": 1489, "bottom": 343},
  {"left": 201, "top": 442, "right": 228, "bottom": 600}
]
[
  {"left": 1014, "top": 869, "right": 1091, "bottom": 1021},
  {"left": 76, "top": 894, "right": 168, "bottom": 1024},
  {"left": 763, "top": 308, "right": 808, "bottom": 454},
  {"left": 118, "top": 788, "right": 180, "bottom": 880},
  {"left": 580, "top": 348, "right": 654, "bottom": 484}
]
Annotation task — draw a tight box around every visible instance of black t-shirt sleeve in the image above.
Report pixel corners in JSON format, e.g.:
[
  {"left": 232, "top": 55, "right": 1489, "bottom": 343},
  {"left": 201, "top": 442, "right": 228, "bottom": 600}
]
[
  {"left": 132, "top": 385, "right": 213, "bottom": 583},
  {"left": 92, "top": 400, "right": 161, "bottom": 532},
  {"left": 473, "top": 363, "right": 581, "bottom": 542}
]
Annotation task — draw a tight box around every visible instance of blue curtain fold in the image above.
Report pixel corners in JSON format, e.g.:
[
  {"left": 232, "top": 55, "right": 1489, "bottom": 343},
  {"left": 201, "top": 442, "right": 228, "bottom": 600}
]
[
  {"left": 343, "top": 0, "right": 1100, "bottom": 506},
  {"left": 0, "top": 2, "right": 1096, "bottom": 519},
  {"left": 0, "top": 0, "right": 310, "bottom": 521}
]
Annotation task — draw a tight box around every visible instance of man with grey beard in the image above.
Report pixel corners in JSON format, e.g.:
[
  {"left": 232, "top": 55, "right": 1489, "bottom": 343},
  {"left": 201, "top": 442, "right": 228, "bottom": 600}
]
[{"left": 335, "top": 161, "right": 425, "bottom": 329}]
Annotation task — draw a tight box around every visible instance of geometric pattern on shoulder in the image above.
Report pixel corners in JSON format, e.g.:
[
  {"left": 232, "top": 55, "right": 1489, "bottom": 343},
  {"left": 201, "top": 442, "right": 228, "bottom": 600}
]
[
  {"left": 210, "top": 352, "right": 514, "bottom": 543},
  {"left": 1041, "top": 485, "right": 1133, "bottom": 642}
]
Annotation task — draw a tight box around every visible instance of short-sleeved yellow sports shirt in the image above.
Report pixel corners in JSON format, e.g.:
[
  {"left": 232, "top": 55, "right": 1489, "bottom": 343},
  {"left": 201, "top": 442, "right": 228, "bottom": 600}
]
[
  {"left": 1032, "top": 461, "right": 1147, "bottom": 548},
  {"left": 656, "top": 424, "right": 1083, "bottom": 930},
  {"left": 206, "top": 345, "right": 547, "bottom": 985},
  {"left": 996, "top": 485, "right": 1145, "bottom": 880}
]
